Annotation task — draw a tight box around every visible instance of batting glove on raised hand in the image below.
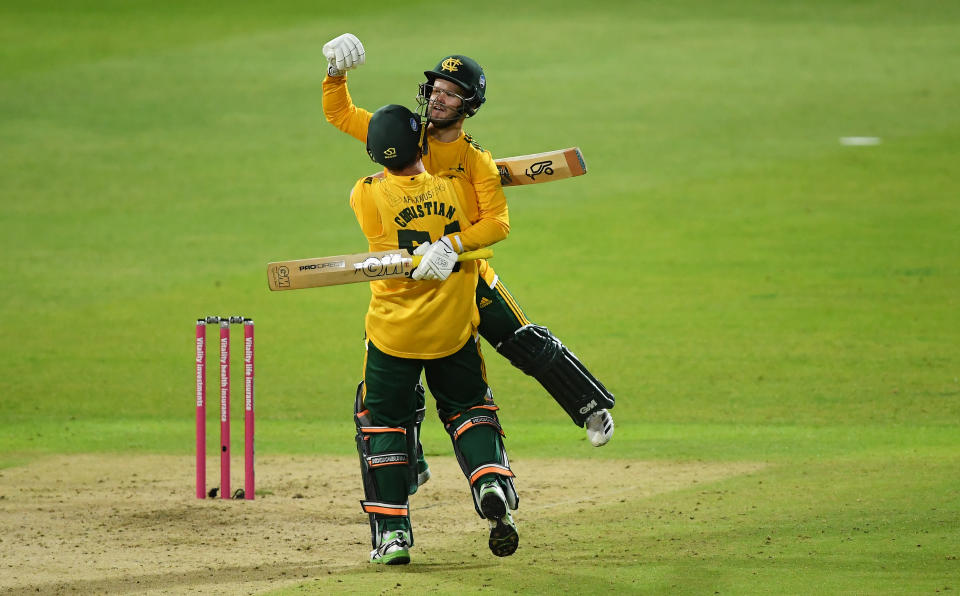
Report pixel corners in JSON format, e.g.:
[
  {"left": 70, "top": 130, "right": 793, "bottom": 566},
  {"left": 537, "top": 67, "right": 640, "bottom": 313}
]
[
  {"left": 323, "top": 33, "right": 365, "bottom": 76},
  {"left": 411, "top": 237, "right": 458, "bottom": 281}
]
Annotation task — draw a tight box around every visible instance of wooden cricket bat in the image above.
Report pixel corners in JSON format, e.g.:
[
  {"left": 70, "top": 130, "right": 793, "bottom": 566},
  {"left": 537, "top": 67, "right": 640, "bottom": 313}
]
[
  {"left": 267, "top": 248, "right": 493, "bottom": 291},
  {"left": 494, "top": 147, "right": 587, "bottom": 187}
]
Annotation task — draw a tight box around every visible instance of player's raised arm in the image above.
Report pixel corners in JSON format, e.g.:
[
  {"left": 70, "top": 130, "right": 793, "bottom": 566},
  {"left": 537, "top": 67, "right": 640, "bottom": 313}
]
[{"left": 322, "top": 33, "right": 373, "bottom": 142}]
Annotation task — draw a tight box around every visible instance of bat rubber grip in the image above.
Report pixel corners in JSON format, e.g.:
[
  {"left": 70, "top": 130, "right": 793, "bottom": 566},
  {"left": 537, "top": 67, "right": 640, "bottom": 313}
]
[{"left": 411, "top": 248, "right": 493, "bottom": 267}]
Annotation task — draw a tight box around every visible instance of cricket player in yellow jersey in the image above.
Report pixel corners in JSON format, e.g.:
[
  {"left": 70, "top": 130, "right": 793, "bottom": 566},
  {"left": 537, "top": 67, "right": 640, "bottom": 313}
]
[
  {"left": 352, "top": 105, "right": 520, "bottom": 564},
  {"left": 322, "top": 35, "right": 616, "bottom": 464}
]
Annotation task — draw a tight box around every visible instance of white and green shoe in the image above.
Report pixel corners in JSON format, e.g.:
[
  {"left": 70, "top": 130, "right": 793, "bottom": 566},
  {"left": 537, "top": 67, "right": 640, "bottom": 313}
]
[
  {"left": 478, "top": 481, "right": 519, "bottom": 557},
  {"left": 370, "top": 530, "right": 411, "bottom": 565}
]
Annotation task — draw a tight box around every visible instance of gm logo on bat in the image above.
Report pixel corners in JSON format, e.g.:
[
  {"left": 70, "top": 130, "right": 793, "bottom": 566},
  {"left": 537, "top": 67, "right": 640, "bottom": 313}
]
[
  {"left": 525, "top": 160, "right": 554, "bottom": 181},
  {"left": 273, "top": 265, "right": 290, "bottom": 288},
  {"left": 354, "top": 253, "right": 406, "bottom": 279}
]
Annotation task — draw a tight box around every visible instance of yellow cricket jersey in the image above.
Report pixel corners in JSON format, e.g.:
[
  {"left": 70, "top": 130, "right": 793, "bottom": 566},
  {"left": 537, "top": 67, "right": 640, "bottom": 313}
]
[
  {"left": 324, "top": 73, "right": 508, "bottom": 287},
  {"left": 350, "top": 170, "right": 480, "bottom": 359}
]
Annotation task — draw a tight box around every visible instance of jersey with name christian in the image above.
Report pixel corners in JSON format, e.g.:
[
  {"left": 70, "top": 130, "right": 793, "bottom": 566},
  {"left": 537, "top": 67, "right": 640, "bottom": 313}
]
[
  {"left": 324, "top": 74, "right": 508, "bottom": 285},
  {"left": 350, "top": 170, "right": 480, "bottom": 359}
]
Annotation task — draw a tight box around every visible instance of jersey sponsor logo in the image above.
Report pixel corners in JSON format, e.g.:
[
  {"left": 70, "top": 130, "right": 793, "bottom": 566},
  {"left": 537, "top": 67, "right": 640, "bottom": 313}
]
[
  {"left": 385, "top": 181, "right": 448, "bottom": 208},
  {"left": 525, "top": 160, "right": 554, "bottom": 181},
  {"left": 393, "top": 201, "right": 457, "bottom": 228},
  {"left": 441, "top": 57, "right": 463, "bottom": 72},
  {"left": 478, "top": 297, "right": 493, "bottom": 309}
]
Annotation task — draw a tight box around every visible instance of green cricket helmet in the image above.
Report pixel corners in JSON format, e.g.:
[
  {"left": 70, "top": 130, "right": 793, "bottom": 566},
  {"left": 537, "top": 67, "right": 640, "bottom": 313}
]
[
  {"left": 366, "top": 105, "right": 424, "bottom": 169},
  {"left": 419, "top": 54, "right": 487, "bottom": 118}
]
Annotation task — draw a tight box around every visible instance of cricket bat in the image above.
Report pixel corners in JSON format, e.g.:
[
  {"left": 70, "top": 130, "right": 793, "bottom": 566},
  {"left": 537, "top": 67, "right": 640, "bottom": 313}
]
[
  {"left": 267, "top": 248, "right": 493, "bottom": 291},
  {"left": 494, "top": 147, "right": 587, "bottom": 187}
]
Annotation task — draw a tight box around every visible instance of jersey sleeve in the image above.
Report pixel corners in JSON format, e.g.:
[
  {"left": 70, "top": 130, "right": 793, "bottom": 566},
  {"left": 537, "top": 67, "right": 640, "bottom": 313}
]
[
  {"left": 445, "top": 148, "right": 510, "bottom": 252},
  {"left": 323, "top": 73, "right": 372, "bottom": 143},
  {"left": 349, "top": 178, "right": 383, "bottom": 242}
]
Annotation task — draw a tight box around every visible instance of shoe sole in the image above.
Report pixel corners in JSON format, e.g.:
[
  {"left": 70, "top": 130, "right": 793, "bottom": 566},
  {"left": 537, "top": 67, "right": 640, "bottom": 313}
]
[
  {"left": 488, "top": 518, "right": 519, "bottom": 557},
  {"left": 481, "top": 492, "right": 518, "bottom": 557}
]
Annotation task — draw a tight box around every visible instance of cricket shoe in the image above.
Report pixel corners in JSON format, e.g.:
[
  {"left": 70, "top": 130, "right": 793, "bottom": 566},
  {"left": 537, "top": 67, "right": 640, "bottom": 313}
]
[
  {"left": 369, "top": 530, "right": 411, "bottom": 565},
  {"left": 585, "top": 409, "right": 614, "bottom": 447},
  {"left": 408, "top": 451, "right": 431, "bottom": 495},
  {"left": 478, "top": 481, "right": 519, "bottom": 557},
  {"left": 418, "top": 460, "right": 431, "bottom": 487}
]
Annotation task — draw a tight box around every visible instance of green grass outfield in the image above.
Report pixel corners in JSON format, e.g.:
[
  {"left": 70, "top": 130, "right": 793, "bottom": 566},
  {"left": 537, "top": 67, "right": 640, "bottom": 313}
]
[{"left": 2, "top": 0, "right": 958, "bottom": 593}]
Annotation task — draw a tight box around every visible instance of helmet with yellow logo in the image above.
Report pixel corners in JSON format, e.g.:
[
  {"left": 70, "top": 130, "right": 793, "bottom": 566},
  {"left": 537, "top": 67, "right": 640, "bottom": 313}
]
[{"left": 420, "top": 54, "right": 487, "bottom": 118}]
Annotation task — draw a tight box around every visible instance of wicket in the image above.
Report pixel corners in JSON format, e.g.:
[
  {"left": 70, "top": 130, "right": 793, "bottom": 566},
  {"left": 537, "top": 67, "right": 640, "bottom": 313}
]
[{"left": 195, "top": 315, "right": 255, "bottom": 500}]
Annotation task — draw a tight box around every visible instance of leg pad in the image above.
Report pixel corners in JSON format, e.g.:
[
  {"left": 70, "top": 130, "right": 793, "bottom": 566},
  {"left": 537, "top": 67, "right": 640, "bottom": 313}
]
[{"left": 496, "top": 324, "right": 614, "bottom": 426}]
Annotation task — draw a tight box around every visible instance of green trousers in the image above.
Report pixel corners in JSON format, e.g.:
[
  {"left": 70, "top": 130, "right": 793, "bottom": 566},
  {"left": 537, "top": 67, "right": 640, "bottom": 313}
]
[{"left": 362, "top": 336, "right": 504, "bottom": 529}]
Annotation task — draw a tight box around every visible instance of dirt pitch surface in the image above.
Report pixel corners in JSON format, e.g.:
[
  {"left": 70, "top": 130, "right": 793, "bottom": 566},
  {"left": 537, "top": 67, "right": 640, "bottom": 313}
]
[{"left": 0, "top": 455, "right": 763, "bottom": 594}]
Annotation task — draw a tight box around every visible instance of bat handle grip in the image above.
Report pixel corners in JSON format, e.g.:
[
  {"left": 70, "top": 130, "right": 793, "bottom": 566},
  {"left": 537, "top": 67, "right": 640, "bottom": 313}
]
[{"left": 410, "top": 248, "right": 493, "bottom": 267}]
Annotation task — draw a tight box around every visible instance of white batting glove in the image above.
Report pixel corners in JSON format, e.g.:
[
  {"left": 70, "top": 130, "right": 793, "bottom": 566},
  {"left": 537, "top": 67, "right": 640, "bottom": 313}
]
[
  {"left": 323, "top": 33, "right": 365, "bottom": 76},
  {"left": 411, "top": 237, "right": 457, "bottom": 281}
]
